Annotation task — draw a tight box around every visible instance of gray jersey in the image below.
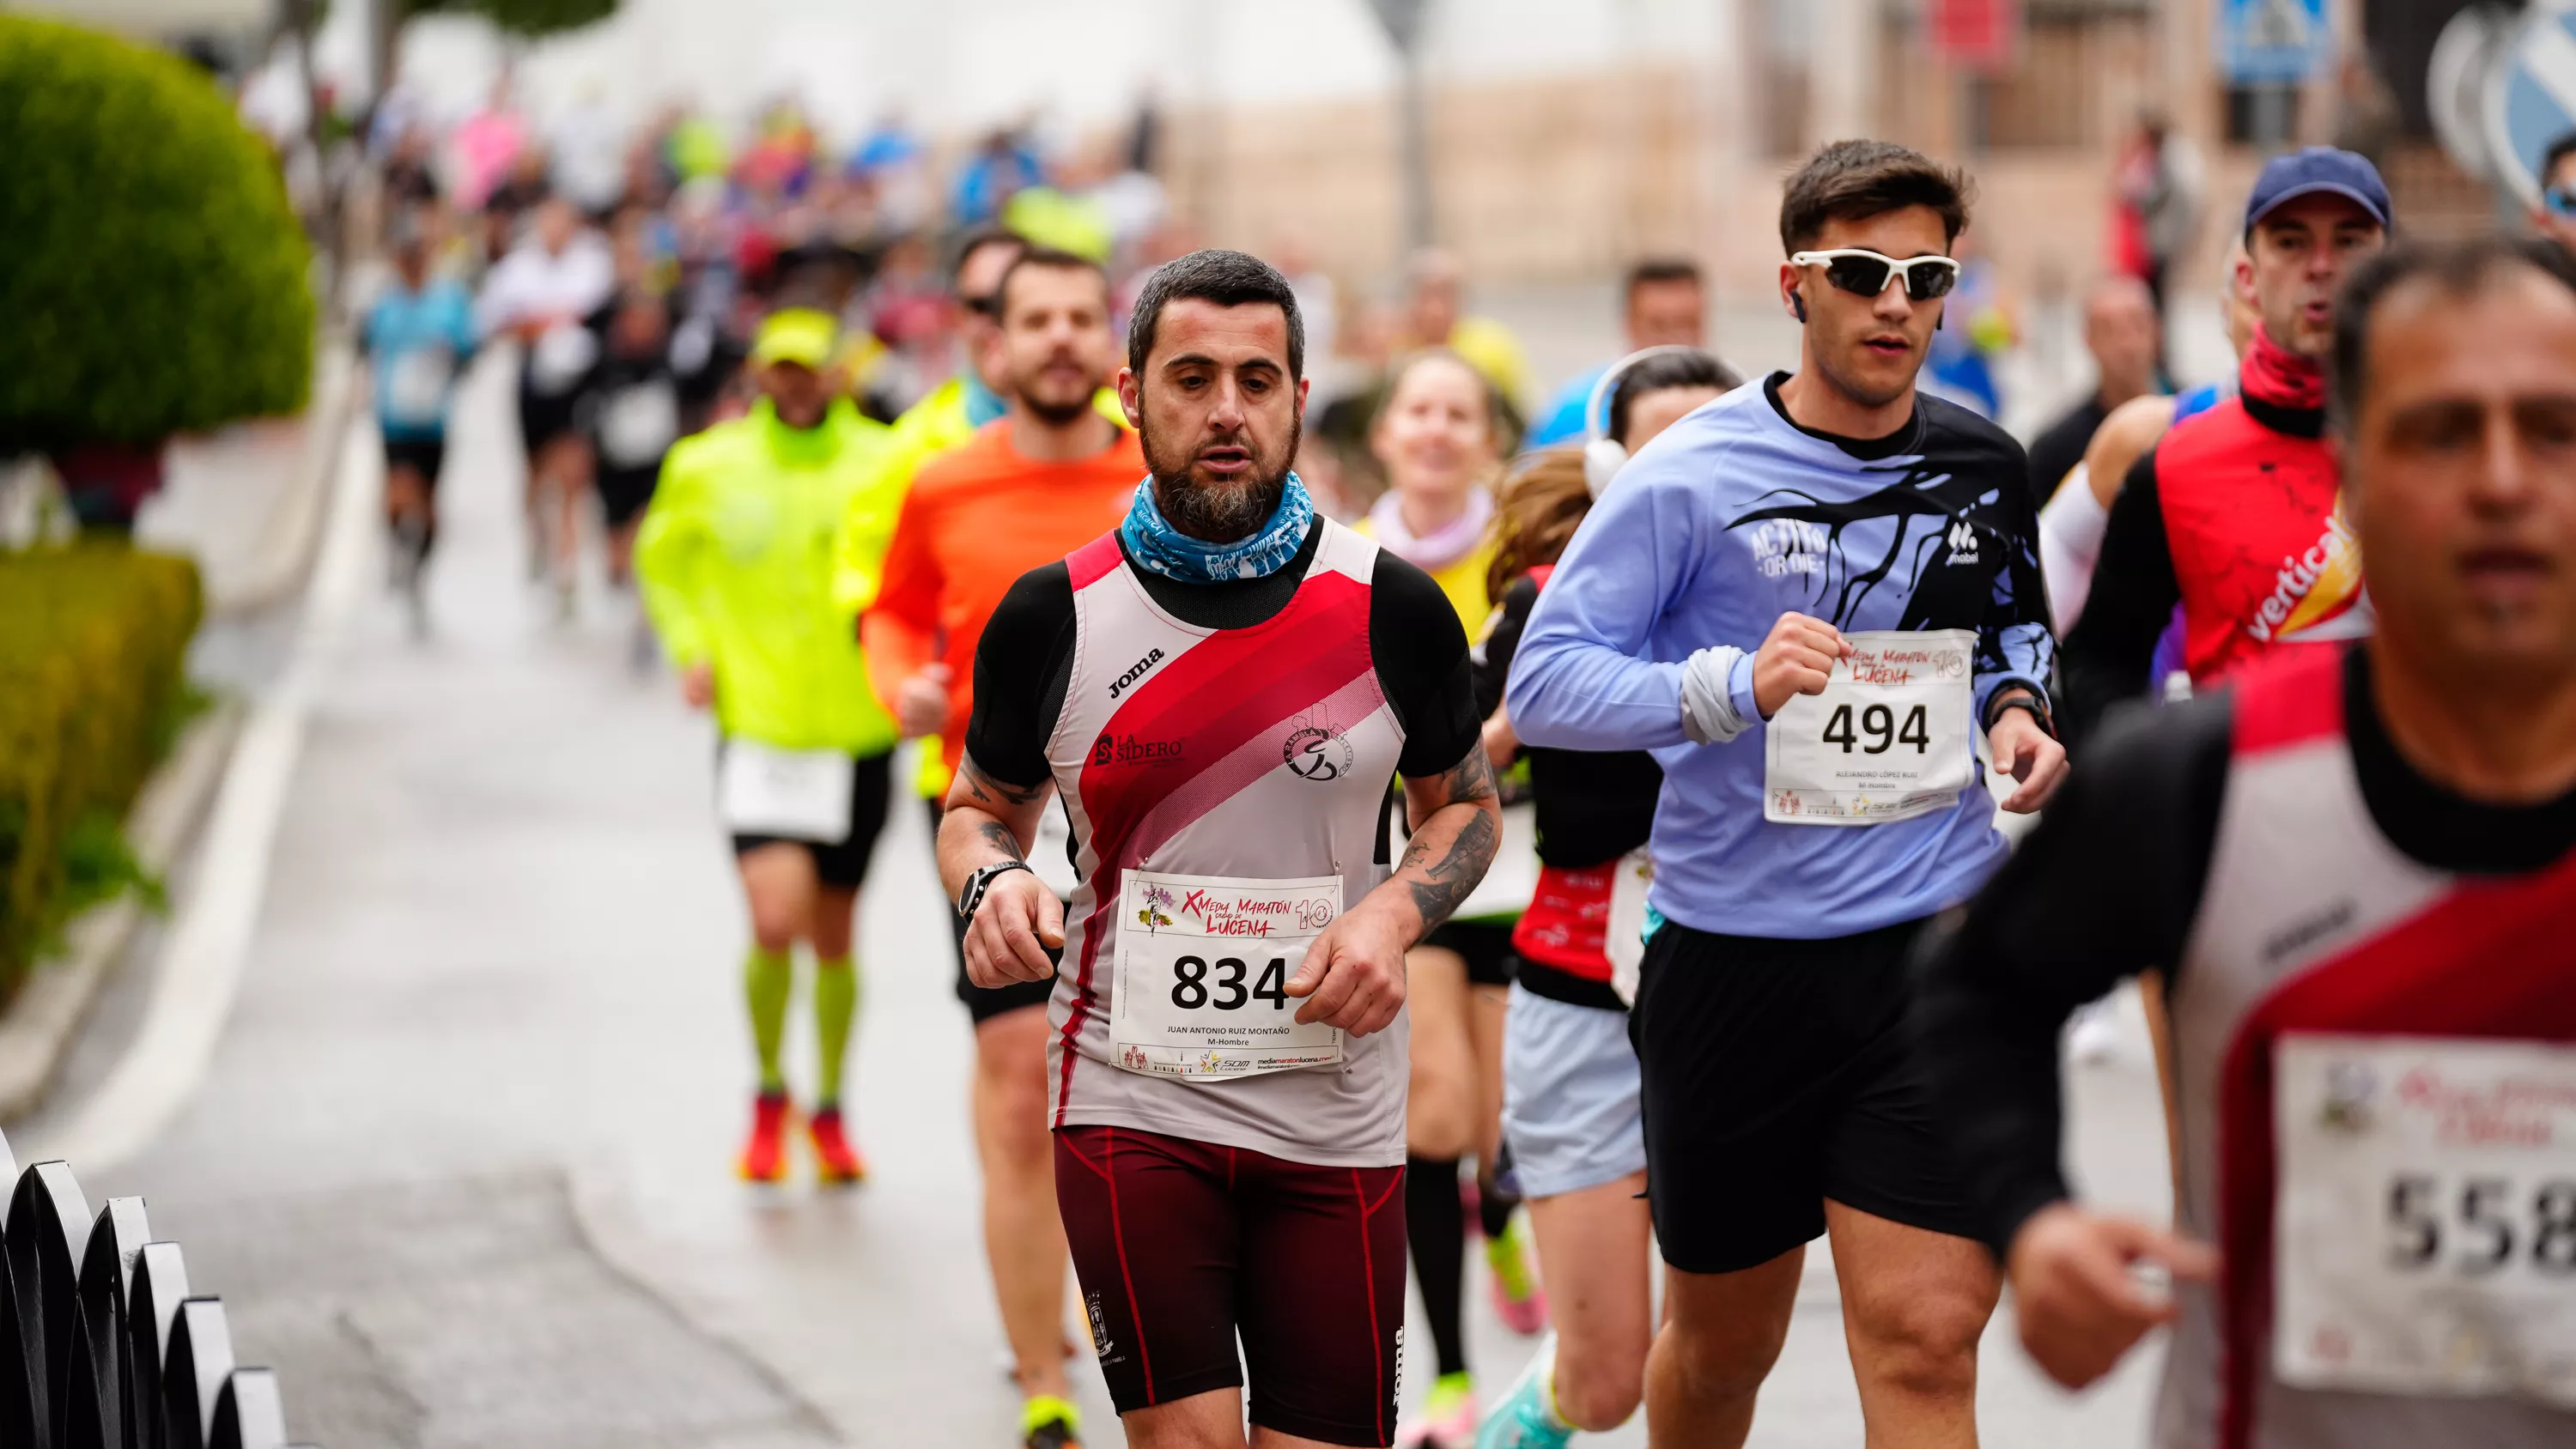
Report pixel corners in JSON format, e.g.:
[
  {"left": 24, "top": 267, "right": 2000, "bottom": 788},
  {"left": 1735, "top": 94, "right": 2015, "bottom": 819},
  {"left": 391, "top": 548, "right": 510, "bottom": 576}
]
[{"left": 1042, "top": 521, "right": 1409, "bottom": 1168}]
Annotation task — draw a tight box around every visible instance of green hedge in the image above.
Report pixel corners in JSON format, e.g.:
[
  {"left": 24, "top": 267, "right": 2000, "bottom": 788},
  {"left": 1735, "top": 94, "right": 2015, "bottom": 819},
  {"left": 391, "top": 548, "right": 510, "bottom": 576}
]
[
  {"left": 0, "top": 16, "right": 313, "bottom": 456},
  {"left": 0, "top": 545, "right": 202, "bottom": 1001}
]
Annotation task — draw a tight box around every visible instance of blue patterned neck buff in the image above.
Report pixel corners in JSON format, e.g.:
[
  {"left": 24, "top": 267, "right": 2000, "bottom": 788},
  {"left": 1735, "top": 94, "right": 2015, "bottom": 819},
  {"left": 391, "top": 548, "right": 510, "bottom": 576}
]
[{"left": 1119, "top": 471, "right": 1316, "bottom": 584}]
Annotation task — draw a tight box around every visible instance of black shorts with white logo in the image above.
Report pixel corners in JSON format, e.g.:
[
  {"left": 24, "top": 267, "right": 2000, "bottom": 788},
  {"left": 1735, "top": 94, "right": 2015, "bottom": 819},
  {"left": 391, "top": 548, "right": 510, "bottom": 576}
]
[{"left": 1628, "top": 914, "right": 1978, "bottom": 1274}]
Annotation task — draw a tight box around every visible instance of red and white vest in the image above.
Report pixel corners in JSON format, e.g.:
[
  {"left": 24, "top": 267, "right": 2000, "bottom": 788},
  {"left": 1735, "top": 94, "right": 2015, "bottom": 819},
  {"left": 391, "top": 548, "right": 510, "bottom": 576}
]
[
  {"left": 1044, "top": 521, "right": 1412, "bottom": 1168},
  {"left": 2160, "top": 647, "right": 2576, "bottom": 1449}
]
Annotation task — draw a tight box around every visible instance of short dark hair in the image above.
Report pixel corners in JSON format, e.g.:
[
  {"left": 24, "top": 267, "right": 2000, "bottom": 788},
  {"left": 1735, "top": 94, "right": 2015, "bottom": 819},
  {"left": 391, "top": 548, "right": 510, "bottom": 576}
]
[
  {"left": 2329, "top": 234, "right": 2576, "bottom": 434},
  {"left": 1624, "top": 256, "right": 1703, "bottom": 298},
  {"left": 1778, "top": 140, "right": 1974, "bottom": 255},
  {"left": 996, "top": 246, "right": 1110, "bottom": 321},
  {"left": 2546, "top": 130, "right": 2576, "bottom": 195},
  {"left": 949, "top": 222, "right": 1027, "bottom": 293},
  {"left": 1607, "top": 349, "right": 1742, "bottom": 446},
  {"left": 1127, "top": 249, "right": 1306, "bottom": 382}
]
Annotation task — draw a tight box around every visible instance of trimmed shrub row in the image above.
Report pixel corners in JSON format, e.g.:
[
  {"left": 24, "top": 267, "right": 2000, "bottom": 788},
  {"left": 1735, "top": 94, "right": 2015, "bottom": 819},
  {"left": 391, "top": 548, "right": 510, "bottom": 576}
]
[{"left": 0, "top": 545, "right": 202, "bottom": 1001}]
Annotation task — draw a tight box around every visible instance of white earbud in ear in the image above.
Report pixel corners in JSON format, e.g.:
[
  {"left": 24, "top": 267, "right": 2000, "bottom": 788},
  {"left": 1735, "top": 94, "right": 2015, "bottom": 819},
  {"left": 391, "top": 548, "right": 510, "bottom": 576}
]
[{"left": 1583, "top": 438, "right": 1628, "bottom": 499}]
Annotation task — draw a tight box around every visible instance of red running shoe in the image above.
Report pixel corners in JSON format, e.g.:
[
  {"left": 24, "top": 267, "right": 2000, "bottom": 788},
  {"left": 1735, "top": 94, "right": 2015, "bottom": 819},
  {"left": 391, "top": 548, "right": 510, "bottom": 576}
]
[
  {"left": 738, "top": 1090, "right": 792, "bottom": 1182},
  {"left": 808, "top": 1106, "right": 867, "bottom": 1185}
]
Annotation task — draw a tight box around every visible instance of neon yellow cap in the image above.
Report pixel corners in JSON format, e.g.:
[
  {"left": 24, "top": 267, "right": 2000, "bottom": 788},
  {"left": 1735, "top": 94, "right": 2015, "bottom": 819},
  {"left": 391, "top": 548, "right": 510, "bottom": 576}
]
[{"left": 750, "top": 308, "right": 838, "bottom": 370}]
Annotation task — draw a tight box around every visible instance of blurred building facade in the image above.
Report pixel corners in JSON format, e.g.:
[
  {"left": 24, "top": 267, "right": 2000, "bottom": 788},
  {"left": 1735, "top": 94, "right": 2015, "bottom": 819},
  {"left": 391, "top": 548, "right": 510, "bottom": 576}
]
[{"left": 1160, "top": 0, "right": 2493, "bottom": 306}]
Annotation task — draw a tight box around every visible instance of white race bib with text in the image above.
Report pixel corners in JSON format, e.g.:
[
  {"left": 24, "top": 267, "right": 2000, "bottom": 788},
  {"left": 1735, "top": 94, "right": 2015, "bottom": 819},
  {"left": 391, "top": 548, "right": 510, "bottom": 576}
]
[
  {"left": 718, "top": 741, "right": 853, "bottom": 842},
  {"left": 384, "top": 347, "right": 454, "bottom": 426},
  {"left": 1765, "top": 629, "right": 1976, "bottom": 826},
  {"left": 1112, "top": 870, "right": 1343, "bottom": 1081},
  {"left": 598, "top": 380, "right": 680, "bottom": 468},
  {"left": 2275, "top": 1034, "right": 2576, "bottom": 1406},
  {"left": 529, "top": 324, "right": 598, "bottom": 392}
]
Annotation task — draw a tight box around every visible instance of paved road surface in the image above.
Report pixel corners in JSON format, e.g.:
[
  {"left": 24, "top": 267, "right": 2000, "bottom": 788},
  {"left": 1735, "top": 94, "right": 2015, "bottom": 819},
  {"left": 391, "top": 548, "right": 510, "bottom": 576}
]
[{"left": 20, "top": 345, "right": 2180, "bottom": 1447}]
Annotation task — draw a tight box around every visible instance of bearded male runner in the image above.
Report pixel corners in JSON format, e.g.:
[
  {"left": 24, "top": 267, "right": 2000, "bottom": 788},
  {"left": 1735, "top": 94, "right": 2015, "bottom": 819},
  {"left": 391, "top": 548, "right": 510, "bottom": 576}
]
[{"left": 942, "top": 249, "right": 1502, "bottom": 1449}]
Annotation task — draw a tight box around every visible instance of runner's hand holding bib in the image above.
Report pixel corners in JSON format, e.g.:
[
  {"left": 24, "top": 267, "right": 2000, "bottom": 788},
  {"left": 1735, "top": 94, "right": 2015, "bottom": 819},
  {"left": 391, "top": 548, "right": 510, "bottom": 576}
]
[{"left": 1754, "top": 613, "right": 1969, "bottom": 822}]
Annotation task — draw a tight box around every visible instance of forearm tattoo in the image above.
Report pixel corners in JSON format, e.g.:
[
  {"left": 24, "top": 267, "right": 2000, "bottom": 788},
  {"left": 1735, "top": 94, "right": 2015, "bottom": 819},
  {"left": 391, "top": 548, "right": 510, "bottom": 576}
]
[
  {"left": 1398, "top": 749, "right": 1502, "bottom": 928},
  {"left": 960, "top": 753, "right": 1048, "bottom": 807},
  {"left": 974, "top": 817, "right": 1025, "bottom": 863}
]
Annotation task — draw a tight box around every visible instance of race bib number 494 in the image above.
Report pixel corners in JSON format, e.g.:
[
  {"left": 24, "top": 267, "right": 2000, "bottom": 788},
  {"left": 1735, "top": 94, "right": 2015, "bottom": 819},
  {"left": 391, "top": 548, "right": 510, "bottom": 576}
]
[
  {"left": 2275, "top": 1034, "right": 2576, "bottom": 1406},
  {"left": 1765, "top": 629, "right": 1976, "bottom": 825},
  {"left": 1111, "top": 870, "right": 1342, "bottom": 1081}
]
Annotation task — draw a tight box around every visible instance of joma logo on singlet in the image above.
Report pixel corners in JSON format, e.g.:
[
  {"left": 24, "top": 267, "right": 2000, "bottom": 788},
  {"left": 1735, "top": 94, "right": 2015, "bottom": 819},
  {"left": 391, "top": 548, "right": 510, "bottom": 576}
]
[{"left": 1107, "top": 647, "right": 1166, "bottom": 700}]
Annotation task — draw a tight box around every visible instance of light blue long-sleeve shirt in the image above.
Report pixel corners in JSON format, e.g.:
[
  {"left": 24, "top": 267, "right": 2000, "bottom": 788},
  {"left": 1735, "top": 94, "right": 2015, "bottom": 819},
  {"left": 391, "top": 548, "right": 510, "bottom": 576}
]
[{"left": 1506, "top": 376, "right": 2055, "bottom": 939}]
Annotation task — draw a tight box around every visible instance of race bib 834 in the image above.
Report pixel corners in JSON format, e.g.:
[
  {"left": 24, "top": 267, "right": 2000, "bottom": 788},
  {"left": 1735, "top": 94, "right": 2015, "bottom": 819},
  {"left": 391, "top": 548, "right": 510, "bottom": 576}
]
[{"left": 1111, "top": 870, "right": 1342, "bottom": 1081}]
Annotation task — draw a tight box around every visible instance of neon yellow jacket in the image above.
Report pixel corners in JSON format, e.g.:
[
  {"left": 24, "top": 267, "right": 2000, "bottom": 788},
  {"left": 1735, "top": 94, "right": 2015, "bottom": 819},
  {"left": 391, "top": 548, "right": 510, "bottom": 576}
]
[{"left": 636, "top": 398, "right": 903, "bottom": 756}]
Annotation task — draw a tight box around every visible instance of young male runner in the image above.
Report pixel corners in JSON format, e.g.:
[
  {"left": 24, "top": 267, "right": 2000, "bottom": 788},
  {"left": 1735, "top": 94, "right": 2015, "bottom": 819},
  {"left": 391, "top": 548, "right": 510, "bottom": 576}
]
[
  {"left": 1921, "top": 233, "right": 2576, "bottom": 1449},
  {"left": 943, "top": 249, "right": 1501, "bottom": 1449},
  {"left": 1505, "top": 141, "right": 2065, "bottom": 1449},
  {"left": 2060, "top": 148, "right": 2392, "bottom": 749},
  {"left": 634, "top": 309, "right": 903, "bottom": 1182},
  {"left": 860, "top": 248, "right": 1142, "bottom": 1449}
]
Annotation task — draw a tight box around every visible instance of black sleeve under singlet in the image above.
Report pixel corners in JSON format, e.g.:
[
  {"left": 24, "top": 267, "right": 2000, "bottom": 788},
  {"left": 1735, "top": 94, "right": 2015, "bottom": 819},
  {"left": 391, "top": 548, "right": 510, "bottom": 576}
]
[
  {"left": 960, "top": 523, "right": 1482, "bottom": 789},
  {"left": 2059, "top": 446, "right": 2184, "bottom": 755},
  {"left": 1914, "top": 691, "right": 2232, "bottom": 1256},
  {"left": 1370, "top": 551, "right": 1481, "bottom": 779},
  {"left": 965, "top": 561, "right": 1078, "bottom": 790}
]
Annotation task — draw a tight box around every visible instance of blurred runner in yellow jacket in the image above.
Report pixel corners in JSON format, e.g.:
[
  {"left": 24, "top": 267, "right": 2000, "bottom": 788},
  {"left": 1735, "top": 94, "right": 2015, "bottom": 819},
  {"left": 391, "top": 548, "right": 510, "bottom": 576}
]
[{"left": 635, "top": 308, "right": 902, "bottom": 1185}]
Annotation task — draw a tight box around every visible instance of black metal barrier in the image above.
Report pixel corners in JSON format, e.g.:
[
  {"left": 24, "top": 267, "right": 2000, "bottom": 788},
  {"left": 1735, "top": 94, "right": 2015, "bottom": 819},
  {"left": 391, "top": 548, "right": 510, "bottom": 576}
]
[{"left": 0, "top": 1132, "right": 311, "bottom": 1449}]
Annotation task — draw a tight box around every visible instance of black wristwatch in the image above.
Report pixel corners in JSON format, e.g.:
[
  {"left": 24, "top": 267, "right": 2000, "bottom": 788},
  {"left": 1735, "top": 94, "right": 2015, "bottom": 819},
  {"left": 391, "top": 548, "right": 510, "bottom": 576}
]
[
  {"left": 1984, "top": 692, "right": 2057, "bottom": 741},
  {"left": 956, "top": 859, "right": 1036, "bottom": 921}
]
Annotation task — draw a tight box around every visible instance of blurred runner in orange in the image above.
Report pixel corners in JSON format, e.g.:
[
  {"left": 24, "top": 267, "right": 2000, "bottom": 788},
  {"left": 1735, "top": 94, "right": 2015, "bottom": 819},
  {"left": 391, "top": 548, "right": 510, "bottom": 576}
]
[{"left": 860, "top": 246, "right": 1140, "bottom": 1449}]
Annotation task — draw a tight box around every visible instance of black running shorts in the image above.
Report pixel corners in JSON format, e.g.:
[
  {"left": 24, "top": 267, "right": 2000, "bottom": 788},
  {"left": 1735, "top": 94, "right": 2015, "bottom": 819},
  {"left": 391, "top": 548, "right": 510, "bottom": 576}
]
[
  {"left": 927, "top": 798, "right": 1058, "bottom": 1024},
  {"left": 1627, "top": 915, "right": 1978, "bottom": 1274},
  {"left": 727, "top": 747, "right": 893, "bottom": 890},
  {"left": 594, "top": 464, "right": 657, "bottom": 530},
  {"left": 381, "top": 434, "right": 447, "bottom": 489},
  {"left": 1422, "top": 919, "right": 1517, "bottom": 988},
  {"left": 516, "top": 381, "right": 582, "bottom": 454},
  {"left": 1055, "top": 1125, "right": 1406, "bottom": 1446}
]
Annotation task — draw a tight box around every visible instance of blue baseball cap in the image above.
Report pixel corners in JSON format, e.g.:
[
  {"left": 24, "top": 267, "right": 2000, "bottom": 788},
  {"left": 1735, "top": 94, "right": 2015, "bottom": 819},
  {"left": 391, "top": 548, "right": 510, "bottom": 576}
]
[{"left": 2244, "top": 147, "right": 2392, "bottom": 236}]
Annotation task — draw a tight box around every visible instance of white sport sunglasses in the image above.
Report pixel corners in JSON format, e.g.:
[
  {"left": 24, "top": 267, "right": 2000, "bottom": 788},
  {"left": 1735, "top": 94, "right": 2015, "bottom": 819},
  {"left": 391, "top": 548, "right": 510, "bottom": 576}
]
[{"left": 1789, "top": 250, "right": 1963, "bottom": 302}]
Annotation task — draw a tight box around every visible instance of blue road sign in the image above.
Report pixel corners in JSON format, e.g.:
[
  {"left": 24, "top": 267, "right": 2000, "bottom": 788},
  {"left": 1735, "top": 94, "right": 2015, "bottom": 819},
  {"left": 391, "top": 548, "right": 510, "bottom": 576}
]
[
  {"left": 2216, "top": 0, "right": 2329, "bottom": 86},
  {"left": 2487, "top": 3, "right": 2576, "bottom": 207}
]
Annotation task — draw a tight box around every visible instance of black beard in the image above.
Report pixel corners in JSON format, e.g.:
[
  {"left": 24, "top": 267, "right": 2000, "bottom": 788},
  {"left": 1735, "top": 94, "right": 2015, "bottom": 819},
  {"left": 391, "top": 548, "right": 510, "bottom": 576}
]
[
  {"left": 1139, "top": 415, "right": 1301, "bottom": 543},
  {"left": 1153, "top": 470, "right": 1286, "bottom": 542},
  {"left": 1019, "top": 392, "right": 1094, "bottom": 428}
]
